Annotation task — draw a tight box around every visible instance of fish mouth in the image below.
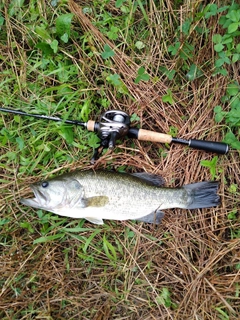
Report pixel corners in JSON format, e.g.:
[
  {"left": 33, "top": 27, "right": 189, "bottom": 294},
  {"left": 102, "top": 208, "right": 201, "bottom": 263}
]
[{"left": 20, "top": 185, "right": 49, "bottom": 209}]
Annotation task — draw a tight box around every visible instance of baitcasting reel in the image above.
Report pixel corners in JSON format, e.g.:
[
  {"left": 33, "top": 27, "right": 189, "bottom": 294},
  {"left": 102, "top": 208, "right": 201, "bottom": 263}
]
[{"left": 91, "top": 110, "right": 130, "bottom": 163}]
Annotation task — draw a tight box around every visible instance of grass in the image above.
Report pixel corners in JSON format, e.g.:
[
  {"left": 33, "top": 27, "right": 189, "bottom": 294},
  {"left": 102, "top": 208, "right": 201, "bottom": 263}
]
[{"left": 0, "top": 0, "right": 240, "bottom": 319}]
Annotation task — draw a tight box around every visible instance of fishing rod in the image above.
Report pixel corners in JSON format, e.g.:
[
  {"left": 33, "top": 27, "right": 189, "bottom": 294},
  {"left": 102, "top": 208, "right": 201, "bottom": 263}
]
[{"left": 0, "top": 107, "right": 228, "bottom": 162}]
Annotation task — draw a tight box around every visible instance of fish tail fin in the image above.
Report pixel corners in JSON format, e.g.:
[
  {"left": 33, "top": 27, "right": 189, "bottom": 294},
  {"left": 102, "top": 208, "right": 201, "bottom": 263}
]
[{"left": 184, "top": 181, "right": 220, "bottom": 209}]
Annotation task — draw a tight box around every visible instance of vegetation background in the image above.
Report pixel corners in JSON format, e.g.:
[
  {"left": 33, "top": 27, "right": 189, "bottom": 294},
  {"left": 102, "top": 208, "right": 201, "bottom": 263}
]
[{"left": 0, "top": 0, "right": 239, "bottom": 319}]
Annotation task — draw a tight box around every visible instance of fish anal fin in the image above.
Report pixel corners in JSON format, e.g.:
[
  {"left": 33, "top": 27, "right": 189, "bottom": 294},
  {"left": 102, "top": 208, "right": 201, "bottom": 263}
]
[
  {"left": 85, "top": 217, "right": 104, "bottom": 225},
  {"left": 137, "top": 210, "right": 165, "bottom": 224}
]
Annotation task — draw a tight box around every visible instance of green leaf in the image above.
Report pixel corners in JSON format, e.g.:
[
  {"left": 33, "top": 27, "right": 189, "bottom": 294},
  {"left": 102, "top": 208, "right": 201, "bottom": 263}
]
[
  {"left": 103, "top": 234, "right": 117, "bottom": 261},
  {"left": 60, "top": 33, "right": 69, "bottom": 43},
  {"left": 204, "top": 4, "right": 218, "bottom": 19},
  {"left": 226, "top": 9, "right": 240, "bottom": 22},
  {"left": 215, "top": 58, "right": 225, "bottom": 67},
  {"left": 56, "top": 13, "right": 73, "bottom": 38},
  {"left": 107, "top": 26, "right": 119, "bottom": 40},
  {"left": 36, "top": 42, "right": 54, "bottom": 56},
  {"left": 181, "top": 19, "right": 192, "bottom": 35},
  {"left": 168, "top": 41, "right": 180, "bottom": 55},
  {"left": 162, "top": 89, "right": 174, "bottom": 105},
  {"left": 156, "top": 287, "right": 172, "bottom": 308},
  {"left": 59, "top": 126, "right": 74, "bottom": 144},
  {"left": 221, "top": 35, "right": 233, "bottom": 44},
  {"left": 134, "top": 67, "right": 150, "bottom": 83},
  {"left": 33, "top": 233, "right": 65, "bottom": 244},
  {"left": 232, "top": 53, "right": 240, "bottom": 63},
  {"left": 88, "top": 132, "right": 100, "bottom": 148},
  {"left": 224, "top": 131, "right": 240, "bottom": 150},
  {"left": 214, "top": 43, "right": 224, "bottom": 52},
  {"left": 186, "top": 64, "right": 203, "bottom": 81},
  {"left": 35, "top": 25, "right": 51, "bottom": 41},
  {"left": 135, "top": 41, "right": 145, "bottom": 50},
  {"left": 106, "top": 73, "right": 122, "bottom": 86},
  {"left": 137, "top": 66, "right": 145, "bottom": 75},
  {"left": 0, "top": 14, "right": 4, "bottom": 27},
  {"left": 226, "top": 83, "right": 240, "bottom": 96},
  {"left": 15, "top": 137, "right": 25, "bottom": 150},
  {"left": 116, "top": 0, "right": 126, "bottom": 8},
  {"left": 50, "top": 39, "right": 58, "bottom": 53},
  {"left": 214, "top": 105, "right": 226, "bottom": 122},
  {"left": 101, "top": 44, "right": 115, "bottom": 59},
  {"left": 212, "top": 34, "right": 222, "bottom": 43},
  {"left": 200, "top": 156, "right": 218, "bottom": 179},
  {"left": 228, "top": 22, "right": 239, "bottom": 33}
]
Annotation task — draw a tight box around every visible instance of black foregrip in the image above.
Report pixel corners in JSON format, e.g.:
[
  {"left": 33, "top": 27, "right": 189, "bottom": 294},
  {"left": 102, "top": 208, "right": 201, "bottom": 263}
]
[
  {"left": 128, "top": 127, "right": 140, "bottom": 139},
  {"left": 189, "top": 139, "right": 229, "bottom": 154}
]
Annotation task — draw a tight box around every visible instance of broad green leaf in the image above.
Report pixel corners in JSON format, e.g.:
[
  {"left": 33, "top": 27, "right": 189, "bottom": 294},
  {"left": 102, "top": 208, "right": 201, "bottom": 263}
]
[
  {"left": 134, "top": 67, "right": 150, "bottom": 83},
  {"left": 116, "top": 0, "right": 126, "bottom": 8},
  {"left": 214, "top": 43, "right": 224, "bottom": 52},
  {"left": 232, "top": 53, "right": 240, "bottom": 63},
  {"left": 35, "top": 25, "right": 51, "bottom": 41},
  {"left": 212, "top": 34, "right": 222, "bottom": 43},
  {"left": 168, "top": 41, "right": 180, "bottom": 55},
  {"left": 228, "top": 22, "right": 239, "bottom": 33},
  {"left": 36, "top": 42, "right": 54, "bottom": 56},
  {"left": 88, "top": 132, "right": 100, "bottom": 148},
  {"left": 60, "top": 33, "right": 69, "bottom": 43},
  {"left": 59, "top": 126, "right": 74, "bottom": 144},
  {"left": 226, "top": 83, "right": 240, "bottom": 96},
  {"left": 186, "top": 64, "right": 203, "bottom": 81},
  {"left": 106, "top": 73, "right": 122, "bottom": 86},
  {"left": 224, "top": 131, "right": 240, "bottom": 150},
  {"left": 16, "top": 137, "right": 25, "bottom": 150},
  {"left": 101, "top": 44, "right": 115, "bottom": 59},
  {"left": 162, "top": 89, "right": 174, "bottom": 105},
  {"left": 56, "top": 13, "right": 73, "bottom": 38}
]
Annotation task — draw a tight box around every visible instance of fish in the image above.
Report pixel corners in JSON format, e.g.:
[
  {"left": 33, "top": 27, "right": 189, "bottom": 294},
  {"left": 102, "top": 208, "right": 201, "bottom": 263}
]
[{"left": 20, "top": 170, "right": 220, "bottom": 225}]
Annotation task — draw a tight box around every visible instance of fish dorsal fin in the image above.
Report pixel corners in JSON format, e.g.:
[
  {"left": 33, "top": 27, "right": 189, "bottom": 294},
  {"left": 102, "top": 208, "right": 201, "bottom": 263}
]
[
  {"left": 137, "top": 210, "right": 165, "bottom": 224},
  {"left": 85, "top": 217, "right": 104, "bottom": 224},
  {"left": 131, "top": 172, "right": 165, "bottom": 187},
  {"left": 84, "top": 196, "right": 109, "bottom": 207}
]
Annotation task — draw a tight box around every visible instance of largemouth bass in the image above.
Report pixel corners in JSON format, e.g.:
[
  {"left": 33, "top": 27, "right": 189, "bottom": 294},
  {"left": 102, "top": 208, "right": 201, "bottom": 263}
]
[{"left": 21, "top": 170, "right": 220, "bottom": 224}]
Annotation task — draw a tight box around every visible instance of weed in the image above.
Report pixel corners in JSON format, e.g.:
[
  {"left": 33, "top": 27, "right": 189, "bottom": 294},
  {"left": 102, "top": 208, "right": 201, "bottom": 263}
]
[
  {"left": 134, "top": 66, "right": 150, "bottom": 84},
  {"left": 200, "top": 156, "right": 219, "bottom": 179}
]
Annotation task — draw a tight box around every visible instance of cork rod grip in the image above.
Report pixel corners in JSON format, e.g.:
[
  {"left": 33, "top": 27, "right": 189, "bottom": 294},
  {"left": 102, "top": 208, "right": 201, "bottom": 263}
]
[
  {"left": 137, "top": 129, "right": 172, "bottom": 143},
  {"left": 86, "top": 120, "right": 96, "bottom": 132}
]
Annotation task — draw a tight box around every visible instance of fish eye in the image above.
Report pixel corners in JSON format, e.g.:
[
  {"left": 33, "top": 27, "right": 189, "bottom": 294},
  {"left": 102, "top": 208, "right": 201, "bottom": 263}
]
[{"left": 41, "top": 181, "right": 49, "bottom": 188}]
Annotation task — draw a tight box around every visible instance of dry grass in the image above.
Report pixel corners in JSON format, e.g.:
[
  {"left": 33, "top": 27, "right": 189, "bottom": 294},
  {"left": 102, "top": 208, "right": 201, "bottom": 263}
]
[{"left": 0, "top": 0, "right": 240, "bottom": 319}]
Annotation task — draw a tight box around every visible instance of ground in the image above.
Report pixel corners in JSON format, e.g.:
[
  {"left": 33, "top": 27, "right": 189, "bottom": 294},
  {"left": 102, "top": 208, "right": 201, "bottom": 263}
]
[{"left": 0, "top": 0, "right": 239, "bottom": 319}]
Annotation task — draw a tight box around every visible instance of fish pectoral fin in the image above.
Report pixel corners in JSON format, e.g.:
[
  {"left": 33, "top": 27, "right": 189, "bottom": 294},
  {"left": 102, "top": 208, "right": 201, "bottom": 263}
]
[
  {"left": 137, "top": 210, "right": 165, "bottom": 224},
  {"left": 85, "top": 217, "right": 104, "bottom": 225},
  {"left": 84, "top": 196, "right": 109, "bottom": 207}
]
